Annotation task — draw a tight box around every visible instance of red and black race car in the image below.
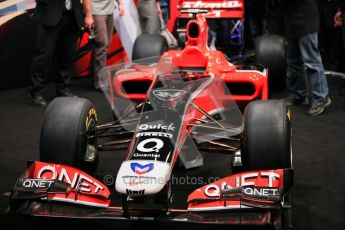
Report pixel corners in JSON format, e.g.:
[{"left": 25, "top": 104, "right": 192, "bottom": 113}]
[
  {"left": 168, "top": 0, "right": 245, "bottom": 55},
  {"left": 7, "top": 14, "right": 293, "bottom": 229}
]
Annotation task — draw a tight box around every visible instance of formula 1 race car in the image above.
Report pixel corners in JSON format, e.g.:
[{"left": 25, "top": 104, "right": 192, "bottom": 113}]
[
  {"left": 167, "top": 1, "right": 286, "bottom": 89},
  {"left": 168, "top": 0, "right": 246, "bottom": 54},
  {"left": 7, "top": 14, "right": 293, "bottom": 229}
]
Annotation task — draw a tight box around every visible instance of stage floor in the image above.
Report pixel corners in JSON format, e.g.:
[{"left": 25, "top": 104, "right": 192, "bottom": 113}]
[{"left": 0, "top": 77, "right": 345, "bottom": 230}]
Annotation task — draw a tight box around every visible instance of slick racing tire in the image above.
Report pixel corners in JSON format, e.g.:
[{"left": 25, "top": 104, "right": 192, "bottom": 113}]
[
  {"left": 40, "top": 97, "right": 98, "bottom": 173},
  {"left": 132, "top": 34, "right": 167, "bottom": 63},
  {"left": 241, "top": 100, "right": 292, "bottom": 170},
  {"left": 254, "top": 35, "right": 287, "bottom": 91}
]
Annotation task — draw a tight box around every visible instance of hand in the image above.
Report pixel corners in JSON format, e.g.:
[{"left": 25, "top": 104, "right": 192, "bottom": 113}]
[
  {"left": 118, "top": 3, "right": 124, "bottom": 16},
  {"left": 84, "top": 15, "right": 94, "bottom": 30},
  {"left": 334, "top": 11, "right": 343, "bottom": 27},
  {"left": 156, "top": 1, "right": 162, "bottom": 15}
]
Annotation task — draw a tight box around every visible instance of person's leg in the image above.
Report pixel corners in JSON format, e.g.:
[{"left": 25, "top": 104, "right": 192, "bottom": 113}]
[
  {"left": 299, "top": 32, "right": 330, "bottom": 115},
  {"left": 160, "top": 0, "right": 169, "bottom": 23},
  {"left": 91, "top": 14, "right": 110, "bottom": 89},
  {"left": 286, "top": 38, "right": 308, "bottom": 101},
  {"left": 247, "top": 0, "right": 268, "bottom": 39},
  {"left": 137, "top": 0, "right": 159, "bottom": 34},
  {"left": 137, "top": 0, "right": 145, "bottom": 33},
  {"left": 55, "top": 11, "right": 79, "bottom": 95},
  {"left": 299, "top": 33, "right": 329, "bottom": 102},
  {"left": 29, "top": 23, "right": 60, "bottom": 105},
  {"left": 106, "top": 14, "right": 114, "bottom": 49}
]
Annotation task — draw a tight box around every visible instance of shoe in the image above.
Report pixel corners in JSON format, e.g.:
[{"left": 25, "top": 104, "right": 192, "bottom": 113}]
[
  {"left": 56, "top": 88, "right": 76, "bottom": 97},
  {"left": 29, "top": 93, "right": 47, "bottom": 107},
  {"left": 285, "top": 96, "right": 309, "bottom": 106},
  {"left": 308, "top": 96, "right": 331, "bottom": 116}
]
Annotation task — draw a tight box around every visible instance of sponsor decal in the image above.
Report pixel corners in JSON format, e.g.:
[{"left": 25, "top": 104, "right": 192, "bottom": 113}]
[
  {"left": 133, "top": 153, "right": 161, "bottom": 158},
  {"left": 287, "top": 109, "right": 291, "bottom": 121},
  {"left": 122, "top": 175, "right": 165, "bottom": 186},
  {"left": 182, "top": 0, "right": 242, "bottom": 9},
  {"left": 153, "top": 89, "right": 185, "bottom": 101},
  {"left": 21, "top": 179, "right": 54, "bottom": 189},
  {"left": 136, "top": 132, "right": 173, "bottom": 138},
  {"left": 126, "top": 189, "right": 145, "bottom": 195},
  {"left": 122, "top": 175, "right": 156, "bottom": 180},
  {"left": 130, "top": 162, "right": 154, "bottom": 175},
  {"left": 37, "top": 165, "right": 104, "bottom": 193},
  {"left": 128, "top": 180, "right": 145, "bottom": 187},
  {"left": 136, "top": 138, "right": 164, "bottom": 153},
  {"left": 139, "top": 123, "right": 175, "bottom": 132},
  {"left": 85, "top": 108, "right": 97, "bottom": 127},
  {"left": 242, "top": 187, "right": 279, "bottom": 197},
  {"left": 204, "top": 182, "right": 228, "bottom": 197},
  {"left": 133, "top": 124, "right": 176, "bottom": 162},
  {"left": 132, "top": 128, "right": 174, "bottom": 161},
  {"left": 204, "top": 172, "right": 280, "bottom": 197},
  {"left": 130, "top": 216, "right": 155, "bottom": 221}
]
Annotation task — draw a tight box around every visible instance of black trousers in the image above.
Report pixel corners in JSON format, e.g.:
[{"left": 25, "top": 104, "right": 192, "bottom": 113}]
[{"left": 29, "top": 10, "right": 80, "bottom": 95}]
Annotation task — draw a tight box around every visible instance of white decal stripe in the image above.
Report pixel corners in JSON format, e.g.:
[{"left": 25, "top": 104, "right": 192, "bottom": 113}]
[
  {"left": 188, "top": 205, "right": 252, "bottom": 212},
  {"left": 235, "top": 69, "right": 267, "bottom": 77},
  {"left": 134, "top": 167, "right": 149, "bottom": 172},
  {"left": 47, "top": 197, "right": 109, "bottom": 208}
]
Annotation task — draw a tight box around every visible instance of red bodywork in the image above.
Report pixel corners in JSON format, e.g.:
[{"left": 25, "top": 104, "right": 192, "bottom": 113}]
[
  {"left": 107, "top": 15, "right": 267, "bottom": 176},
  {"left": 14, "top": 161, "right": 286, "bottom": 212},
  {"left": 168, "top": 0, "right": 245, "bottom": 31},
  {"left": 110, "top": 13, "right": 267, "bottom": 112},
  {"left": 15, "top": 161, "right": 110, "bottom": 208},
  {"left": 188, "top": 169, "right": 284, "bottom": 211}
]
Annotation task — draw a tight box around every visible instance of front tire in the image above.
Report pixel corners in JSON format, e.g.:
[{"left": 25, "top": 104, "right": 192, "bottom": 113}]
[
  {"left": 40, "top": 97, "right": 98, "bottom": 172},
  {"left": 241, "top": 100, "right": 292, "bottom": 170}
]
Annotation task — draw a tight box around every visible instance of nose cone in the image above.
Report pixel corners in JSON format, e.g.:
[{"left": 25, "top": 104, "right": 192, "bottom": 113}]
[{"left": 115, "top": 160, "right": 171, "bottom": 196}]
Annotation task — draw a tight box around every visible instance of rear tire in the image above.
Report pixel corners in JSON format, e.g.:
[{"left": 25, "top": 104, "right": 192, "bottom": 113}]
[
  {"left": 254, "top": 35, "right": 287, "bottom": 91},
  {"left": 132, "top": 34, "right": 167, "bottom": 63},
  {"left": 40, "top": 97, "right": 98, "bottom": 173},
  {"left": 241, "top": 100, "right": 292, "bottom": 170}
]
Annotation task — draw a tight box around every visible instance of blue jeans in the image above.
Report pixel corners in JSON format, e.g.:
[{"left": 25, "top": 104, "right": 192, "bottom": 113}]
[
  {"left": 287, "top": 33, "right": 329, "bottom": 103},
  {"left": 160, "top": 0, "right": 169, "bottom": 23}
]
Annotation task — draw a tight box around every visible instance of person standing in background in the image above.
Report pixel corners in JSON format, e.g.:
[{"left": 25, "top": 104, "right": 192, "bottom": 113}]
[
  {"left": 334, "top": 0, "right": 345, "bottom": 96},
  {"left": 137, "top": 0, "right": 162, "bottom": 34},
  {"left": 282, "top": 0, "right": 331, "bottom": 116},
  {"left": 159, "top": 0, "right": 169, "bottom": 23},
  {"left": 319, "top": 0, "right": 343, "bottom": 72},
  {"left": 90, "top": 0, "right": 124, "bottom": 90},
  {"left": 245, "top": 0, "right": 269, "bottom": 39},
  {"left": 29, "top": 0, "right": 94, "bottom": 107}
]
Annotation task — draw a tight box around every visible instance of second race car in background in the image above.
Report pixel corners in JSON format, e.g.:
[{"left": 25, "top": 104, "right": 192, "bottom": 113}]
[{"left": 168, "top": 0, "right": 246, "bottom": 56}]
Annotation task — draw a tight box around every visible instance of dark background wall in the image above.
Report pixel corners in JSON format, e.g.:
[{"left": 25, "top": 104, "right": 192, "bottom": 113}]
[{"left": 0, "top": 12, "right": 36, "bottom": 90}]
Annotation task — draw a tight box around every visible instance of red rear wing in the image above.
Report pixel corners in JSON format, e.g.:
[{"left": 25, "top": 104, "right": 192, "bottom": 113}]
[{"left": 168, "top": 0, "right": 245, "bottom": 31}]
